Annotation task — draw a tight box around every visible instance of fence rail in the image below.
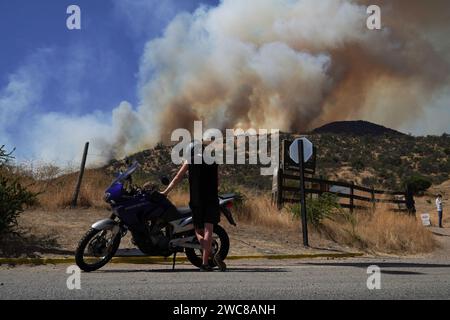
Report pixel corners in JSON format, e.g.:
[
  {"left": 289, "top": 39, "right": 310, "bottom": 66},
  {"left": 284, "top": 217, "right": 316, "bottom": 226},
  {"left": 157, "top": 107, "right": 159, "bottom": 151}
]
[
  {"left": 273, "top": 168, "right": 415, "bottom": 213},
  {"left": 273, "top": 139, "right": 415, "bottom": 214}
]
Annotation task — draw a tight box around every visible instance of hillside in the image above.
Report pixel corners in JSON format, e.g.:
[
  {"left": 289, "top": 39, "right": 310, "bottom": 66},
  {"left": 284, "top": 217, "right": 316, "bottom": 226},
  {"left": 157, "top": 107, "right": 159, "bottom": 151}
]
[
  {"left": 312, "top": 120, "right": 406, "bottom": 136},
  {"left": 107, "top": 129, "right": 450, "bottom": 192},
  {"left": 309, "top": 133, "right": 450, "bottom": 189}
]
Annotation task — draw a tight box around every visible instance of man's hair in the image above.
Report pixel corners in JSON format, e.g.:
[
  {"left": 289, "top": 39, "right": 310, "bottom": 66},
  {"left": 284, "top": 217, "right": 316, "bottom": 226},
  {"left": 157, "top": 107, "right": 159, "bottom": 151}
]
[{"left": 437, "top": 194, "right": 442, "bottom": 198}]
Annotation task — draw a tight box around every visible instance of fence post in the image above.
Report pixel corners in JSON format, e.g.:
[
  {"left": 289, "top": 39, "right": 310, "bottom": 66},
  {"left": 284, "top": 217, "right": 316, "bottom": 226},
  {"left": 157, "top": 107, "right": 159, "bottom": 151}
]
[
  {"left": 350, "top": 182, "right": 355, "bottom": 213},
  {"left": 71, "top": 142, "right": 89, "bottom": 208},
  {"left": 276, "top": 168, "right": 283, "bottom": 210},
  {"left": 319, "top": 175, "right": 326, "bottom": 196},
  {"left": 405, "top": 186, "right": 416, "bottom": 215},
  {"left": 371, "top": 186, "right": 376, "bottom": 211}
]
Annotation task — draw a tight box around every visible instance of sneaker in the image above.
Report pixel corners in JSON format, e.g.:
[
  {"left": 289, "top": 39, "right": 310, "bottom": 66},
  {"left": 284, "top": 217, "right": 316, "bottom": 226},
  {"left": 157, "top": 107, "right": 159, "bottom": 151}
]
[
  {"left": 213, "top": 253, "right": 227, "bottom": 272},
  {"left": 199, "top": 264, "right": 213, "bottom": 272}
]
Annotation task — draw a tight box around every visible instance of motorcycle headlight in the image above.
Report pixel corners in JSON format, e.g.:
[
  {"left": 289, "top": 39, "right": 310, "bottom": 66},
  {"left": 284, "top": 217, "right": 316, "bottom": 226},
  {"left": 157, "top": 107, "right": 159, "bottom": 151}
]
[{"left": 104, "top": 193, "right": 111, "bottom": 203}]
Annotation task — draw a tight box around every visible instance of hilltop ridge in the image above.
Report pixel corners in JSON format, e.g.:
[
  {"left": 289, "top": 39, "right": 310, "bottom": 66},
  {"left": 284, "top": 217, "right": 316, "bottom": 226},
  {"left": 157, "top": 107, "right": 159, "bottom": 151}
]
[
  {"left": 106, "top": 122, "right": 449, "bottom": 191},
  {"left": 312, "top": 120, "right": 406, "bottom": 136}
]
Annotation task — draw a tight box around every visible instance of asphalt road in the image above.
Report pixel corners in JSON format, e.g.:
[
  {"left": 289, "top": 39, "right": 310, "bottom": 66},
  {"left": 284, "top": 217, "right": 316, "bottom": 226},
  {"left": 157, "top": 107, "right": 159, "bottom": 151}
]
[{"left": 1, "top": 257, "right": 449, "bottom": 300}]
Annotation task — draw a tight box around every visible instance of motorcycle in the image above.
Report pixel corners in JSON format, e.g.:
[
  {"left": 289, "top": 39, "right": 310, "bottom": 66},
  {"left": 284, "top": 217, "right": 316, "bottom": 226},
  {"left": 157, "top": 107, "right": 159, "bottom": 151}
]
[{"left": 75, "top": 161, "right": 236, "bottom": 272}]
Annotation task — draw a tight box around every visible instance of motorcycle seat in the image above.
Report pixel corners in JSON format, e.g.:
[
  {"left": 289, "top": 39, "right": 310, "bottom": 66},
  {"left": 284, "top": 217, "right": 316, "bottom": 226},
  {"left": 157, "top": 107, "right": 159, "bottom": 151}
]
[
  {"left": 177, "top": 207, "right": 192, "bottom": 217},
  {"left": 219, "top": 193, "right": 236, "bottom": 200}
]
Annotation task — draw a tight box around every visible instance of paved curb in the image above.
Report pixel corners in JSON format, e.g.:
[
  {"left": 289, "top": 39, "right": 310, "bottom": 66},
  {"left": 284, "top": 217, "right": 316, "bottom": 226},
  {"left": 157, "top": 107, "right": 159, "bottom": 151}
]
[{"left": 0, "top": 252, "right": 363, "bottom": 266}]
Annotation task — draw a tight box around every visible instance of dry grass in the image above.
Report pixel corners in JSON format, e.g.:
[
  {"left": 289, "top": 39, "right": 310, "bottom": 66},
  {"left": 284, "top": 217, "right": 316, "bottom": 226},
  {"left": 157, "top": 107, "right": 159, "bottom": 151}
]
[
  {"left": 360, "top": 210, "right": 437, "bottom": 254},
  {"left": 25, "top": 169, "right": 111, "bottom": 210},
  {"left": 169, "top": 189, "right": 296, "bottom": 230},
  {"left": 200, "top": 189, "right": 436, "bottom": 255},
  {"left": 321, "top": 206, "right": 437, "bottom": 255},
  {"left": 168, "top": 190, "right": 190, "bottom": 207},
  {"left": 235, "top": 196, "right": 436, "bottom": 255},
  {"left": 168, "top": 189, "right": 296, "bottom": 232},
  {"left": 7, "top": 161, "right": 439, "bottom": 255},
  {"left": 234, "top": 195, "right": 296, "bottom": 231},
  {"left": 160, "top": 190, "right": 437, "bottom": 255}
]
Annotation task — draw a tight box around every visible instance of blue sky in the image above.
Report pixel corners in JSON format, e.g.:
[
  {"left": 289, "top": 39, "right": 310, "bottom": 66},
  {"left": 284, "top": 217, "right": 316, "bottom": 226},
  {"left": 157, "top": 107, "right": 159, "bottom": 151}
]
[
  {"left": 0, "top": 0, "right": 218, "bottom": 163},
  {"left": 0, "top": 0, "right": 219, "bottom": 104}
]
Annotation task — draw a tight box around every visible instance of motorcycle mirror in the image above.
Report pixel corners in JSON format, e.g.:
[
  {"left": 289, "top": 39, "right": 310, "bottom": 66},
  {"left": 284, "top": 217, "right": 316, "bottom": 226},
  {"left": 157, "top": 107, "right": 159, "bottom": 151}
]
[{"left": 160, "top": 176, "right": 170, "bottom": 186}]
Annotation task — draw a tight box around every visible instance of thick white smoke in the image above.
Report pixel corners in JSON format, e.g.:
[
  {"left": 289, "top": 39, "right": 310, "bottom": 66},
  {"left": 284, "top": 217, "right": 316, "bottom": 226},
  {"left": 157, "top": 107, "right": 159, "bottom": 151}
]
[
  {"left": 134, "top": 0, "right": 369, "bottom": 140},
  {"left": 112, "top": 0, "right": 449, "bottom": 151},
  {"left": 5, "top": 0, "right": 448, "bottom": 166}
]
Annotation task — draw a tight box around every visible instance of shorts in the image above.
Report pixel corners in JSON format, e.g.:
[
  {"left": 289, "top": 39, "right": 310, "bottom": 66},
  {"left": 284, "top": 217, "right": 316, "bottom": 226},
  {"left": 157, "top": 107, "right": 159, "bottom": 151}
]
[{"left": 191, "top": 203, "right": 220, "bottom": 229}]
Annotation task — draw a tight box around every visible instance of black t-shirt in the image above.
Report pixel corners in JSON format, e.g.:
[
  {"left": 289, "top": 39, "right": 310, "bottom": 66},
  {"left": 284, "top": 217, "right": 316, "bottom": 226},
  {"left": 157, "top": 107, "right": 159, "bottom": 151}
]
[{"left": 188, "top": 161, "right": 219, "bottom": 208}]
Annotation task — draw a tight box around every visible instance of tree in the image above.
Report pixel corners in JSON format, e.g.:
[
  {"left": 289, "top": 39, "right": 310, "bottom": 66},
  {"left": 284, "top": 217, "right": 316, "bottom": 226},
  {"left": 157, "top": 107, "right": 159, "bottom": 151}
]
[
  {"left": 403, "top": 174, "right": 432, "bottom": 195},
  {"left": 0, "top": 146, "right": 36, "bottom": 236}
]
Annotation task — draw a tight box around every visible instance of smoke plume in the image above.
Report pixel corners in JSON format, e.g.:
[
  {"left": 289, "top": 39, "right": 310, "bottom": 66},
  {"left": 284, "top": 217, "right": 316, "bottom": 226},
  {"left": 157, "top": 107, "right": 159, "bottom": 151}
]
[{"left": 111, "top": 0, "right": 450, "bottom": 155}]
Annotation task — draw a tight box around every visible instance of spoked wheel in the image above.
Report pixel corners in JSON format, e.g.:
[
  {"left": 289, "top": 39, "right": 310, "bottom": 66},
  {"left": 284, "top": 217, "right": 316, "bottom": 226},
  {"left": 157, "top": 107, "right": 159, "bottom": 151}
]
[
  {"left": 185, "top": 225, "right": 229, "bottom": 269},
  {"left": 75, "top": 228, "right": 121, "bottom": 272}
]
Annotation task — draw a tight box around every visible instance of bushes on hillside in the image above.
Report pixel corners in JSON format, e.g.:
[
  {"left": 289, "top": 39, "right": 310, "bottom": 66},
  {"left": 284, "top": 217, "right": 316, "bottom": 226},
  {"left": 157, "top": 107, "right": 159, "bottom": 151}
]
[
  {"left": 311, "top": 133, "right": 450, "bottom": 190},
  {"left": 0, "top": 146, "right": 36, "bottom": 236},
  {"left": 290, "top": 193, "right": 342, "bottom": 227}
]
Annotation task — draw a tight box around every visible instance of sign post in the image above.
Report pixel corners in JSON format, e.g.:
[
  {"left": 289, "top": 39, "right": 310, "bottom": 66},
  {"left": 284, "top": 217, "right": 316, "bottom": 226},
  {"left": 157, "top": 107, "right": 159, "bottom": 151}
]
[{"left": 289, "top": 138, "right": 312, "bottom": 247}]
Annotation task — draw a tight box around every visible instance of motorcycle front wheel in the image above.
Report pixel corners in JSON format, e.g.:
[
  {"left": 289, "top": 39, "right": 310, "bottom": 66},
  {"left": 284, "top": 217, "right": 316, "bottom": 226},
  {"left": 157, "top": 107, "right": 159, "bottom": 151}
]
[
  {"left": 185, "top": 225, "right": 230, "bottom": 269},
  {"left": 75, "top": 228, "right": 121, "bottom": 272}
]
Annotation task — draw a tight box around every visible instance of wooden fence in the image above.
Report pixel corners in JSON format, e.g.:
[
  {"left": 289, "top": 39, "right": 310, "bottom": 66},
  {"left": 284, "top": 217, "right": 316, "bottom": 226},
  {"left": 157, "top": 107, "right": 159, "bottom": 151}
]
[{"left": 272, "top": 140, "right": 415, "bottom": 213}]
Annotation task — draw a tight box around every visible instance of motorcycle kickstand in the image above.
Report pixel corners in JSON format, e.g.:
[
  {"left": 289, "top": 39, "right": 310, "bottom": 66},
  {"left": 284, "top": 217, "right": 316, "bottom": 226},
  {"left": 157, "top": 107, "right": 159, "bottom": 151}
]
[{"left": 172, "top": 252, "right": 177, "bottom": 271}]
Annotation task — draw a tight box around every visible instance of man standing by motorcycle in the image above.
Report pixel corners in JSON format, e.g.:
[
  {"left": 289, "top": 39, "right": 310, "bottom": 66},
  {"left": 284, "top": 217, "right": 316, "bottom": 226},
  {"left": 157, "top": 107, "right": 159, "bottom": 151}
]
[{"left": 160, "top": 141, "right": 227, "bottom": 272}]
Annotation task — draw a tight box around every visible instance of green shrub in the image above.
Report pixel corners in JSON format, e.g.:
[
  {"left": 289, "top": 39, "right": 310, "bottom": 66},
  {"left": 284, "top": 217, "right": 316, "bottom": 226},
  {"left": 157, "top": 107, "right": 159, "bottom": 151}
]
[
  {"left": 361, "top": 176, "right": 377, "bottom": 187},
  {"left": 290, "top": 193, "right": 342, "bottom": 227},
  {"left": 351, "top": 159, "right": 365, "bottom": 171},
  {"left": 403, "top": 174, "right": 432, "bottom": 195},
  {"left": 0, "top": 146, "right": 37, "bottom": 236}
]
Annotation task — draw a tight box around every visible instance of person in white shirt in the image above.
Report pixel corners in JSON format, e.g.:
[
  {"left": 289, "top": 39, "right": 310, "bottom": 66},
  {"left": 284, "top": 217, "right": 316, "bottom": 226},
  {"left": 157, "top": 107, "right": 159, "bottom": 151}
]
[{"left": 436, "top": 194, "right": 444, "bottom": 228}]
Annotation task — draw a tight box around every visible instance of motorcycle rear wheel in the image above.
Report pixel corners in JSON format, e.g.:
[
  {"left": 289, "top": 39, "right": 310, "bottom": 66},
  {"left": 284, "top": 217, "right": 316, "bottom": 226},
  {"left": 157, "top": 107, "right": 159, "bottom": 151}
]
[
  {"left": 185, "top": 225, "right": 230, "bottom": 269},
  {"left": 75, "top": 228, "right": 121, "bottom": 272}
]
